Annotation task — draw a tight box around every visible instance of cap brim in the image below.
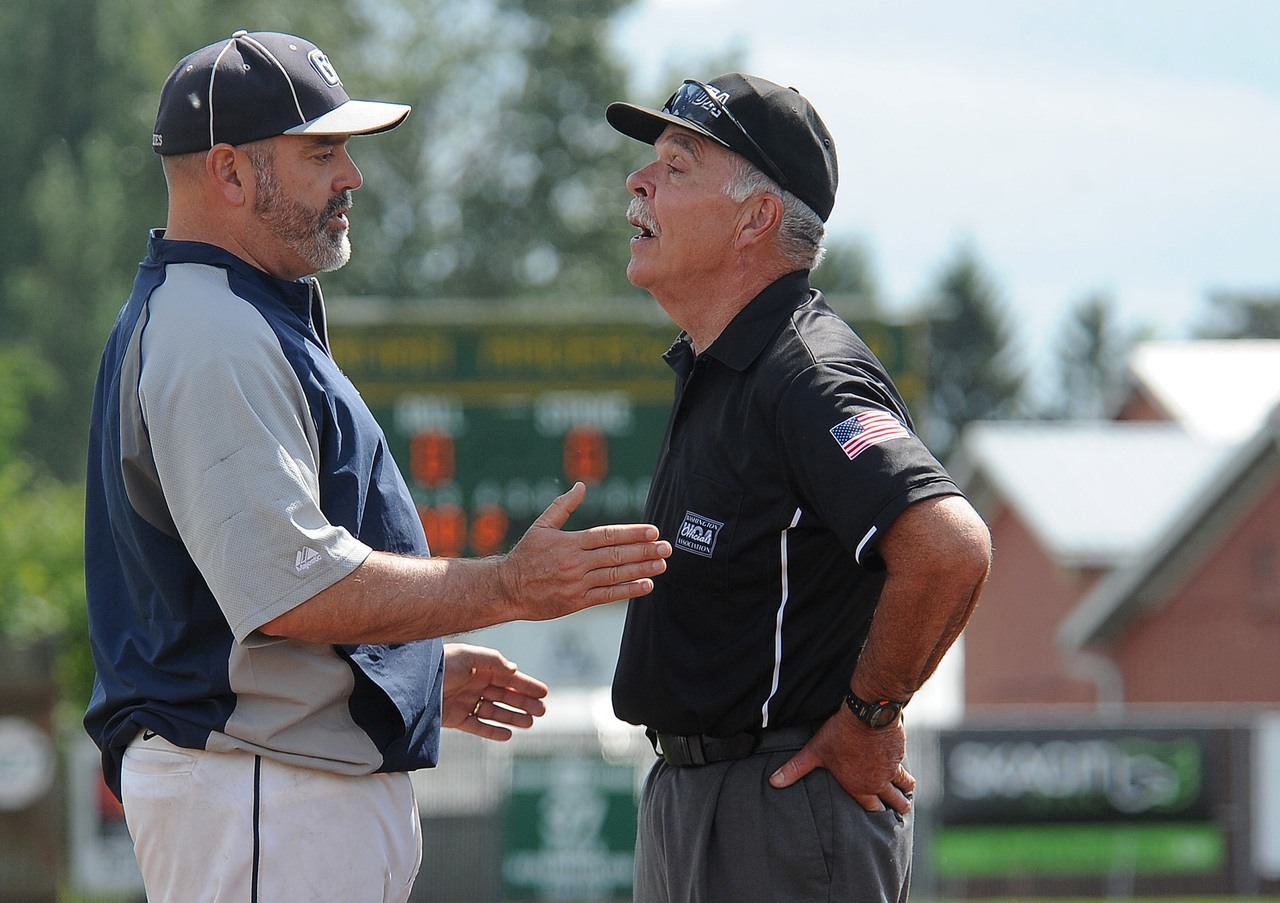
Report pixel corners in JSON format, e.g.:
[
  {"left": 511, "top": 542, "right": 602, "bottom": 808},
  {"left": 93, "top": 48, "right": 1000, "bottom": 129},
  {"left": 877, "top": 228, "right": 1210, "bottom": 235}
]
[
  {"left": 285, "top": 99, "right": 411, "bottom": 138},
  {"left": 606, "top": 102, "right": 727, "bottom": 150}
]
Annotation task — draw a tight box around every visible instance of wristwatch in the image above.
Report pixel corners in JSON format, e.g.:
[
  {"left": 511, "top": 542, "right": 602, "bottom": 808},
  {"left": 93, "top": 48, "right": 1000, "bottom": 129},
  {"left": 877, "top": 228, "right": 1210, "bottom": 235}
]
[{"left": 844, "top": 691, "right": 905, "bottom": 729}]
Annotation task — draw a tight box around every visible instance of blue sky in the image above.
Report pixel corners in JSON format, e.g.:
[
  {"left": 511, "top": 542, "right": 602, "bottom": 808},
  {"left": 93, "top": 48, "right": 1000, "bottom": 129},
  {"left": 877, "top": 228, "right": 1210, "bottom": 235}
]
[{"left": 610, "top": 0, "right": 1280, "bottom": 393}]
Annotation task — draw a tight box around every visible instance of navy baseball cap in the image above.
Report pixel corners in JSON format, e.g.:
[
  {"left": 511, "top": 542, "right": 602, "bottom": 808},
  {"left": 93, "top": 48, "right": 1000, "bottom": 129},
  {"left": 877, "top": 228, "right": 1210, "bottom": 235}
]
[
  {"left": 152, "top": 30, "right": 411, "bottom": 155},
  {"left": 606, "top": 73, "right": 838, "bottom": 222}
]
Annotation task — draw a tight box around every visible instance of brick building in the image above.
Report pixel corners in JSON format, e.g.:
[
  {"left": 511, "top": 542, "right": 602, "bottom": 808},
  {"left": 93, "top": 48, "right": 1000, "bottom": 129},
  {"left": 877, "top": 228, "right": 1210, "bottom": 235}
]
[{"left": 949, "top": 339, "right": 1280, "bottom": 714}]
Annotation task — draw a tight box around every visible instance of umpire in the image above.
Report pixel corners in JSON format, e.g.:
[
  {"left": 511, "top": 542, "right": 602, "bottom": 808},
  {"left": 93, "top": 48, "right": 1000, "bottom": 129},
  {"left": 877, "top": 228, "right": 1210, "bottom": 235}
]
[{"left": 606, "top": 74, "right": 992, "bottom": 902}]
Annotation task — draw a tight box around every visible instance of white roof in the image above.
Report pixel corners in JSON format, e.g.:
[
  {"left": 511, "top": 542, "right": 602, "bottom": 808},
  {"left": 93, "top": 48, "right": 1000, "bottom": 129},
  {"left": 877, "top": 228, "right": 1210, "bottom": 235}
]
[
  {"left": 1058, "top": 408, "right": 1280, "bottom": 650},
  {"left": 1126, "top": 340, "right": 1280, "bottom": 440},
  {"left": 955, "top": 421, "right": 1238, "bottom": 567}
]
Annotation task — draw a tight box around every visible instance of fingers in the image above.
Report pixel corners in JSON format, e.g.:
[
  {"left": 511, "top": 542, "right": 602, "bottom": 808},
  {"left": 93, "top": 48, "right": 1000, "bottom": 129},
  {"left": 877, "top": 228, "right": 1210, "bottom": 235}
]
[
  {"left": 504, "top": 484, "right": 672, "bottom": 620},
  {"left": 533, "top": 484, "right": 664, "bottom": 553},
  {"left": 580, "top": 539, "right": 672, "bottom": 588},
  {"left": 579, "top": 547, "right": 670, "bottom": 597},
  {"left": 453, "top": 644, "right": 549, "bottom": 700},
  {"left": 881, "top": 790, "right": 911, "bottom": 815},
  {"left": 454, "top": 711, "right": 514, "bottom": 742},
  {"left": 769, "top": 738, "right": 916, "bottom": 816},
  {"left": 552, "top": 522, "right": 670, "bottom": 573},
  {"left": 531, "top": 482, "right": 586, "bottom": 531},
  {"left": 469, "top": 695, "right": 538, "bottom": 729},
  {"left": 455, "top": 689, "right": 544, "bottom": 742},
  {"left": 896, "top": 763, "right": 917, "bottom": 794},
  {"left": 579, "top": 522, "right": 662, "bottom": 549},
  {"left": 852, "top": 793, "right": 886, "bottom": 812},
  {"left": 479, "top": 683, "right": 548, "bottom": 719},
  {"left": 768, "top": 749, "right": 816, "bottom": 789},
  {"left": 582, "top": 578, "right": 657, "bottom": 608},
  {"left": 499, "top": 670, "right": 550, "bottom": 702},
  {"left": 851, "top": 765, "right": 915, "bottom": 814}
]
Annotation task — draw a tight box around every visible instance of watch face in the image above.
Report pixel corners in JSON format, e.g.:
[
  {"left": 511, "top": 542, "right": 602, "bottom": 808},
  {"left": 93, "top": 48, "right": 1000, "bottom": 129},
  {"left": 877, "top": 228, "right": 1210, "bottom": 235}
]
[
  {"left": 868, "top": 704, "right": 900, "bottom": 728},
  {"left": 846, "top": 692, "right": 902, "bottom": 728}
]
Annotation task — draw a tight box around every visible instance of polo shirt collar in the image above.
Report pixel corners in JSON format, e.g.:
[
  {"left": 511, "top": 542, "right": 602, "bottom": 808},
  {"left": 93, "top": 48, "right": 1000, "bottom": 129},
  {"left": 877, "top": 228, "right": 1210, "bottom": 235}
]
[{"left": 702, "top": 270, "right": 814, "bottom": 371}]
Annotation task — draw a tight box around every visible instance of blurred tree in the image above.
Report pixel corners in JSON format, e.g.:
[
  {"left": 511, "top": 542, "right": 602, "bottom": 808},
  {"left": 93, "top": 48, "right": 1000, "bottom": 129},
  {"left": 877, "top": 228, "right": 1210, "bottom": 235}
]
[
  {"left": 0, "top": 0, "right": 363, "bottom": 479},
  {"left": 330, "top": 0, "right": 643, "bottom": 303},
  {"left": 815, "top": 236, "right": 882, "bottom": 311},
  {"left": 1193, "top": 289, "right": 1280, "bottom": 339},
  {"left": 2, "top": 0, "right": 647, "bottom": 478},
  {"left": 1044, "top": 291, "right": 1145, "bottom": 421},
  {"left": 0, "top": 0, "right": 652, "bottom": 706},
  {"left": 922, "top": 245, "right": 1024, "bottom": 459},
  {"left": 0, "top": 350, "right": 91, "bottom": 707}
]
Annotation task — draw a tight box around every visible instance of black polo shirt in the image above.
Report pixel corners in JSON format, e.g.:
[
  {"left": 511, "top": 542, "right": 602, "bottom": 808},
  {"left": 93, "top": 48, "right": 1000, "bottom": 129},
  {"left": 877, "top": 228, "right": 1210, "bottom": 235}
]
[{"left": 612, "top": 271, "right": 960, "bottom": 737}]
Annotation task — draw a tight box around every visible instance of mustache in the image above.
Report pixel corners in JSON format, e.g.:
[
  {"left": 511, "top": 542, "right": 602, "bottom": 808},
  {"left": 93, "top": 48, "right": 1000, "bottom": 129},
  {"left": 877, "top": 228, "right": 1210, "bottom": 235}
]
[
  {"left": 323, "top": 191, "right": 353, "bottom": 221},
  {"left": 626, "top": 197, "right": 657, "bottom": 234}
]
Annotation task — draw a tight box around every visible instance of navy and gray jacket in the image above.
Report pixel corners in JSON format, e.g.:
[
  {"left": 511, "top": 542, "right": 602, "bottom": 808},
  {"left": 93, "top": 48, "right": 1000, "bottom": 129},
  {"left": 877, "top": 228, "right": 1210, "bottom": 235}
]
[{"left": 85, "top": 232, "right": 442, "bottom": 798}]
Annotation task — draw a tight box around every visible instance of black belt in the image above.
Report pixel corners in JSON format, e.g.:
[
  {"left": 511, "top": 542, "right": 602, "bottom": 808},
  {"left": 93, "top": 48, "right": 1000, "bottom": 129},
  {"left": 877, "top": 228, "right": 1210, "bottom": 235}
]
[{"left": 648, "top": 722, "right": 820, "bottom": 768}]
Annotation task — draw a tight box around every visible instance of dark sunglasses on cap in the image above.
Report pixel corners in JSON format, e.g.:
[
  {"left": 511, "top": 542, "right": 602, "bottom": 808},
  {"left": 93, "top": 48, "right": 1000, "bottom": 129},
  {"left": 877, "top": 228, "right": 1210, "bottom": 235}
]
[{"left": 662, "top": 79, "right": 790, "bottom": 190}]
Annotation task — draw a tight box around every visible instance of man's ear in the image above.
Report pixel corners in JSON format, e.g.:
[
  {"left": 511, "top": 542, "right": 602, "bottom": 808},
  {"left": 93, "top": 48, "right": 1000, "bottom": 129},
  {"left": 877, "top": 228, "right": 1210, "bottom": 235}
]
[
  {"left": 206, "top": 144, "right": 249, "bottom": 207},
  {"left": 736, "top": 191, "right": 784, "bottom": 250}
]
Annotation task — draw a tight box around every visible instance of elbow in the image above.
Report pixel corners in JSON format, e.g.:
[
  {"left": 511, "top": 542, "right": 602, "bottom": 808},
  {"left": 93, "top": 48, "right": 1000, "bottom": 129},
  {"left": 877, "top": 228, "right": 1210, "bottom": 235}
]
[
  {"left": 927, "top": 500, "right": 993, "bottom": 594},
  {"left": 258, "top": 609, "right": 298, "bottom": 640},
  {"left": 258, "top": 602, "right": 318, "bottom": 642},
  {"left": 955, "top": 512, "right": 993, "bottom": 595},
  {"left": 881, "top": 494, "right": 993, "bottom": 591},
  {"left": 965, "top": 520, "right": 994, "bottom": 584}
]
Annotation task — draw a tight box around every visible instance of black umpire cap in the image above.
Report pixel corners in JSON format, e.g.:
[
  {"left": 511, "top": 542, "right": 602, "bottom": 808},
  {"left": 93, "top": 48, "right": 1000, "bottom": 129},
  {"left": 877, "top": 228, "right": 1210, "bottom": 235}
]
[{"left": 606, "top": 73, "right": 838, "bottom": 222}]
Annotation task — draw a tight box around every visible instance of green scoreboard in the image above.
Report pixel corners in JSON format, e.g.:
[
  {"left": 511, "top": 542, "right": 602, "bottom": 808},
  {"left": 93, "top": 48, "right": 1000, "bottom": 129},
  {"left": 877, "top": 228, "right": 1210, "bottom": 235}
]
[{"left": 328, "top": 300, "right": 924, "bottom": 558}]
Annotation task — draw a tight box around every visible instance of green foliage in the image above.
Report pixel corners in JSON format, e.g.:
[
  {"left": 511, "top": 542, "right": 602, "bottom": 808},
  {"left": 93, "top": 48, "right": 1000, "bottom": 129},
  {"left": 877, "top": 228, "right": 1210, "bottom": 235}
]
[
  {"left": 329, "top": 0, "right": 644, "bottom": 304},
  {"left": 0, "top": 0, "right": 652, "bottom": 709},
  {"left": 815, "top": 237, "right": 883, "bottom": 311},
  {"left": 1045, "top": 291, "right": 1147, "bottom": 420},
  {"left": 922, "top": 245, "right": 1025, "bottom": 458},
  {"left": 1195, "top": 289, "right": 1280, "bottom": 339},
  {"left": 0, "top": 0, "right": 370, "bottom": 479},
  {"left": 1, "top": 0, "right": 649, "bottom": 479},
  {"left": 0, "top": 460, "right": 89, "bottom": 704},
  {"left": 0, "top": 351, "right": 90, "bottom": 706}
]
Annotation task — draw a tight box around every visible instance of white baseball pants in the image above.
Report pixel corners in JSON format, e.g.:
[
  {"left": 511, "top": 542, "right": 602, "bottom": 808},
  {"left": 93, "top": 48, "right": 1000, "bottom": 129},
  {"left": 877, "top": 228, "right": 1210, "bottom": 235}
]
[{"left": 120, "top": 730, "right": 422, "bottom": 902}]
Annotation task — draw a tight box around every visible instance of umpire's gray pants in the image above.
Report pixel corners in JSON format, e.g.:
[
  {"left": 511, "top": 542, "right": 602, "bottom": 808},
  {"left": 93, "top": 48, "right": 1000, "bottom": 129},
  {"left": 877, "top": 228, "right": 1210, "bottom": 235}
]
[{"left": 633, "top": 751, "right": 912, "bottom": 903}]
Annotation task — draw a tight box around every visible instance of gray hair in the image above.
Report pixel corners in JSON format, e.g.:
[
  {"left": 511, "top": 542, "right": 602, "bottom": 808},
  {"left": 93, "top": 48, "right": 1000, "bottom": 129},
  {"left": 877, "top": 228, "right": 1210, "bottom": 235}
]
[
  {"left": 722, "top": 155, "right": 827, "bottom": 271},
  {"left": 159, "top": 137, "right": 277, "bottom": 189}
]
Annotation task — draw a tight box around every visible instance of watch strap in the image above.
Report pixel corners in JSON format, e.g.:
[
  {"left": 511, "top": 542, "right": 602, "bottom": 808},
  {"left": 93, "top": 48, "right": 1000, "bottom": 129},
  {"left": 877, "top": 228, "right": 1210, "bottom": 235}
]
[{"left": 844, "top": 690, "right": 904, "bottom": 728}]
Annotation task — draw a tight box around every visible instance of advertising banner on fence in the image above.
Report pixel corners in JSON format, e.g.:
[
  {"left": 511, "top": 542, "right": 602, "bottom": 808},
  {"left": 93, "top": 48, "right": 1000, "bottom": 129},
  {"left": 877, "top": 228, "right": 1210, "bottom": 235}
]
[{"left": 935, "top": 725, "right": 1227, "bottom": 878}]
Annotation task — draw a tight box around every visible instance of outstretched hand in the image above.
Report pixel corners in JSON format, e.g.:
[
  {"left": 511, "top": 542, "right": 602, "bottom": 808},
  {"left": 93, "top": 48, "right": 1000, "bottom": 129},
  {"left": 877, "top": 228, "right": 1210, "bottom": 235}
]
[
  {"left": 768, "top": 709, "right": 915, "bottom": 814},
  {"left": 500, "top": 482, "right": 671, "bottom": 621},
  {"left": 441, "top": 643, "right": 549, "bottom": 741}
]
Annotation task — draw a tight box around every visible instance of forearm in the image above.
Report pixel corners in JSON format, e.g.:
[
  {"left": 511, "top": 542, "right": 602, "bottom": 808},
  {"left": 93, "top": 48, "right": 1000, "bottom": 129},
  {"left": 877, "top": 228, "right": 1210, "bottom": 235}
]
[
  {"left": 258, "top": 482, "right": 671, "bottom": 645},
  {"left": 261, "top": 550, "right": 515, "bottom": 644},
  {"left": 852, "top": 563, "right": 985, "bottom": 702},
  {"left": 850, "top": 494, "right": 991, "bottom": 702}
]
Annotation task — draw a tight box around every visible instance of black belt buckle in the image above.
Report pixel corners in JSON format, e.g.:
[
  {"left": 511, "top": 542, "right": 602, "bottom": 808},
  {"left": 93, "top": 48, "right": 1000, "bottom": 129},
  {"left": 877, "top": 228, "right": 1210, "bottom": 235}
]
[
  {"left": 652, "top": 723, "right": 819, "bottom": 768},
  {"left": 672, "top": 734, "right": 706, "bottom": 766},
  {"left": 655, "top": 731, "right": 757, "bottom": 767}
]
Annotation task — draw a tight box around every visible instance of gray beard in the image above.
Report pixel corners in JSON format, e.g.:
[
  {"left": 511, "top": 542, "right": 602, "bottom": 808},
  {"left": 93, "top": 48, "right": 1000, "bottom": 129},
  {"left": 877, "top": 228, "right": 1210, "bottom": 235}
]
[{"left": 254, "top": 169, "right": 353, "bottom": 274}]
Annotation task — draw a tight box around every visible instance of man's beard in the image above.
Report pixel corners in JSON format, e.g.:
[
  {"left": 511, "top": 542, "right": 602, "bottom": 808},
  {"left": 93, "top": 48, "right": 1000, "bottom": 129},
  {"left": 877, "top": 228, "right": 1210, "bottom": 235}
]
[{"left": 252, "top": 161, "right": 353, "bottom": 274}]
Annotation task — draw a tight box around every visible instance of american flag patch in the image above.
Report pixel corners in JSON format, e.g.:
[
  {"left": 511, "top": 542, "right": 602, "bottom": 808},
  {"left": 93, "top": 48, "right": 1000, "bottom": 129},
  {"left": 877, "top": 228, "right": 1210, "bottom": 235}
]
[{"left": 829, "top": 411, "right": 911, "bottom": 461}]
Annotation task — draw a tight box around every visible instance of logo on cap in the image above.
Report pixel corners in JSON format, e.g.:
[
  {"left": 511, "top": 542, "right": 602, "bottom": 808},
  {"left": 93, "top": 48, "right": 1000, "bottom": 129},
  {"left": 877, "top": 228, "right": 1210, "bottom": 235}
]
[
  {"left": 704, "top": 84, "right": 731, "bottom": 110},
  {"left": 308, "top": 49, "right": 342, "bottom": 87}
]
